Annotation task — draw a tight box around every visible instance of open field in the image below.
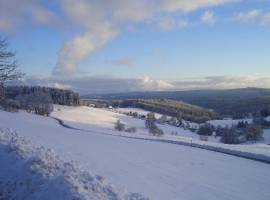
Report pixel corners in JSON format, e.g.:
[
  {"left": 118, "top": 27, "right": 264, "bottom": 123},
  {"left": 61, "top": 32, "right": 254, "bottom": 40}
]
[{"left": 1, "top": 105, "right": 270, "bottom": 199}]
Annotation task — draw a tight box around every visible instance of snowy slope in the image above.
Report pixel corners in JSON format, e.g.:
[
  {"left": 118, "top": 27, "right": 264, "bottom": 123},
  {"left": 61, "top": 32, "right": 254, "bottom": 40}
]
[
  {"left": 0, "top": 127, "right": 147, "bottom": 200},
  {"left": 51, "top": 105, "right": 270, "bottom": 158},
  {"left": 1, "top": 107, "right": 270, "bottom": 199}
]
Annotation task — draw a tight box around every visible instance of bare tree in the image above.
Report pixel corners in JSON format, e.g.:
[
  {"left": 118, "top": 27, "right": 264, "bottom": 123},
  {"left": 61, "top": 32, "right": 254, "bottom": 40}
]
[
  {"left": 0, "top": 37, "right": 24, "bottom": 98},
  {"left": 114, "top": 120, "right": 125, "bottom": 131},
  {"left": 145, "top": 112, "right": 156, "bottom": 130},
  {"left": 145, "top": 112, "right": 164, "bottom": 136},
  {"left": 247, "top": 124, "right": 263, "bottom": 143}
]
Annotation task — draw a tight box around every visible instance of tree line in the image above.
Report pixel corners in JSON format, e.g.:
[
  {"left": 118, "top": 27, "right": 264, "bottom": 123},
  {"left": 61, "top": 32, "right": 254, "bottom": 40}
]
[
  {"left": 1, "top": 85, "right": 80, "bottom": 116},
  {"left": 5, "top": 85, "right": 80, "bottom": 106},
  {"left": 197, "top": 119, "right": 263, "bottom": 144},
  {"left": 82, "top": 99, "right": 221, "bottom": 123}
]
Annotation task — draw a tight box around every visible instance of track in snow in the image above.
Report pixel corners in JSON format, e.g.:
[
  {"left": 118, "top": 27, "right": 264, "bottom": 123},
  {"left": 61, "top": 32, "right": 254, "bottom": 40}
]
[{"left": 52, "top": 117, "right": 270, "bottom": 165}]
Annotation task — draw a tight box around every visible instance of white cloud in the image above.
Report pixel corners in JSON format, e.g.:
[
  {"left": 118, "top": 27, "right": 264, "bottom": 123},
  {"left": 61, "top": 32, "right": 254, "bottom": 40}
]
[
  {"left": 261, "top": 13, "right": 270, "bottom": 25},
  {"left": 158, "top": 17, "right": 177, "bottom": 30},
  {"left": 0, "top": 0, "right": 240, "bottom": 75},
  {"left": 19, "top": 75, "right": 270, "bottom": 94},
  {"left": 133, "top": 76, "right": 176, "bottom": 91},
  {"left": 231, "top": 10, "right": 262, "bottom": 23},
  {"left": 157, "top": 16, "right": 189, "bottom": 30},
  {"left": 20, "top": 75, "right": 175, "bottom": 94},
  {"left": 172, "top": 75, "right": 270, "bottom": 90},
  {"left": 162, "top": 0, "right": 239, "bottom": 12},
  {"left": 230, "top": 9, "right": 270, "bottom": 26},
  {"left": 53, "top": 0, "right": 237, "bottom": 75},
  {"left": 201, "top": 11, "right": 217, "bottom": 24},
  {"left": 47, "top": 83, "right": 71, "bottom": 90},
  {"left": 0, "top": 0, "right": 60, "bottom": 31},
  {"left": 53, "top": 24, "right": 120, "bottom": 75}
]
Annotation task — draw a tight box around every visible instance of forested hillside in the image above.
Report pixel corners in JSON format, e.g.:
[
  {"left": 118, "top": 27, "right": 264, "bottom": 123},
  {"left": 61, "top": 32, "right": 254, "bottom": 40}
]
[
  {"left": 5, "top": 86, "right": 80, "bottom": 106},
  {"left": 84, "top": 99, "right": 221, "bottom": 123},
  {"left": 122, "top": 99, "right": 220, "bottom": 123},
  {"left": 213, "top": 97, "right": 270, "bottom": 116},
  {"left": 82, "top": 88, "right": 270, "bottom": 116}
]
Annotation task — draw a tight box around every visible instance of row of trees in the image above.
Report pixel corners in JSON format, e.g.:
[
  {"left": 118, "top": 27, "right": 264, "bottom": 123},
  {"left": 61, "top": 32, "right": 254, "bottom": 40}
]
[
  {"left": 16, "top": 90, "right": 53, "bottom": 116},
  {"left": 197, "top": 119, "right": 263, "bottom": 144},
  {"left": 221, "top": 124, "right": 263, "bottom": 144},
  {"left": 1, "top": 86, "right": 80, "bottom": 116},
  {"left": 0, "top": 37, "right": 80, "bottom": 115},
  {"left": 83, "top": 98, "right": 221, "bottom": 124},
  {"left": 5, "top": 86, "right": 80, "bottom": 106},
  {"left": 220, "top": 98, "right": 270, "bottom": 116}
]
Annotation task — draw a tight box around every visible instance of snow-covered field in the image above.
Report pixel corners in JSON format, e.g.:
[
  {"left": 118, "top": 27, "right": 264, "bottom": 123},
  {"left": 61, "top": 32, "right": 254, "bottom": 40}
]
[{"left": 1, "top": 105, "right": 270, "bottom": 200}]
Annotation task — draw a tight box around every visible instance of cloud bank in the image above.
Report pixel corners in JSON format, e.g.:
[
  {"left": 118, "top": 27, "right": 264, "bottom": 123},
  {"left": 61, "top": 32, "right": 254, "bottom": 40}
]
[{"left": 18, "top": 75, "right": 270, "bottom": 95}]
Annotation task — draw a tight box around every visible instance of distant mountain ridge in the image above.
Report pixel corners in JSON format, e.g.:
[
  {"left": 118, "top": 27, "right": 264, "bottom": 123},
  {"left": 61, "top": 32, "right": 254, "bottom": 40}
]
[
  {"left": 82, "top": 88, "right": 270, "bottom": 100},
  {"left": 82, "top": 88, "right": 270, "bottom": 115}
]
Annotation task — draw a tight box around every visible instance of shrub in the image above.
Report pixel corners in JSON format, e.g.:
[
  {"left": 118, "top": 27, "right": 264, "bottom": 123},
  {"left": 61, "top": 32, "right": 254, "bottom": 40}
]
[
  {"left": 114, "top": 120, "right": 125, "bottom": 131},
  {"left": 149, "top": 124, "right": 164, "bottom": 136},
  {"left": 125, "top": 127, "right": 137, "bottom": 133},
  {"left": 156, "top": 128, "right": 164, "bottom": 136},
  {"left": 0, "top": 99, "right": 19, "bottom": 112},
  {"left": 215, "top": 125, "right": 223, "bottom": 136}
]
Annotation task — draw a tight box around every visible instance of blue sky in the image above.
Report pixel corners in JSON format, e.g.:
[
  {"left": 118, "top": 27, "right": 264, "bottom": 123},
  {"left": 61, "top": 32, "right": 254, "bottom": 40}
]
[{"left": 1, "top": 0, "right": 270, "bottom": 94}]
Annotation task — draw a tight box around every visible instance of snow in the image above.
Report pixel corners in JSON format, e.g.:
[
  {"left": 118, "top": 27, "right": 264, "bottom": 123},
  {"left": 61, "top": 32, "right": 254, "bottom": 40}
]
[
  {"left": 0, "top": 127, "right": 147, "bottom": 200},
  {"left": 1, "top": 105, "right": 270, "bottom": 200}
]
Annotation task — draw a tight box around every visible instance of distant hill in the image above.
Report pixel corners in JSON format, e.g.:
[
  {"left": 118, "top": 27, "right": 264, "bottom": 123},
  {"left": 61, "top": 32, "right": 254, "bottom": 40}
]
[
  {"left": 82, "top": 88, "right": 270, "bottom": 116},
  {"left": 83, "top": 99, "right": 221, "bottom": 123}
]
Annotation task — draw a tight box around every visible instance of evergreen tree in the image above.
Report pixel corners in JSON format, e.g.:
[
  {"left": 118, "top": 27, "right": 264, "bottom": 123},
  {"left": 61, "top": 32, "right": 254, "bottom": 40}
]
[
  {"left": 215, "top": 125, "right": 223, "bottom": 136},
  {"left": 197, "top": 123, "right": 213, "bottom": 136},
  {"left": 221, "top": 124, "right": 240, "bottom": 144}
]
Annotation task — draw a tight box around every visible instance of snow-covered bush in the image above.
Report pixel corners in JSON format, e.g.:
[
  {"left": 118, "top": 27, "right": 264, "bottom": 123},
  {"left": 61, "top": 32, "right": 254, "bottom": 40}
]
[
  {"left": 114, "top": 120, "right": 125, "bottom": 131},
  {"left": 125, "top": 127, "right": 137, "bottom": 133}
]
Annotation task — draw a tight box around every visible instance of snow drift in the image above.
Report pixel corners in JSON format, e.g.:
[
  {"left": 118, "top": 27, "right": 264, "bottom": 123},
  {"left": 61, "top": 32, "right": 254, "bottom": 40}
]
[{"left": 0, "top": 127, "right": 148, "bottom": 200}]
